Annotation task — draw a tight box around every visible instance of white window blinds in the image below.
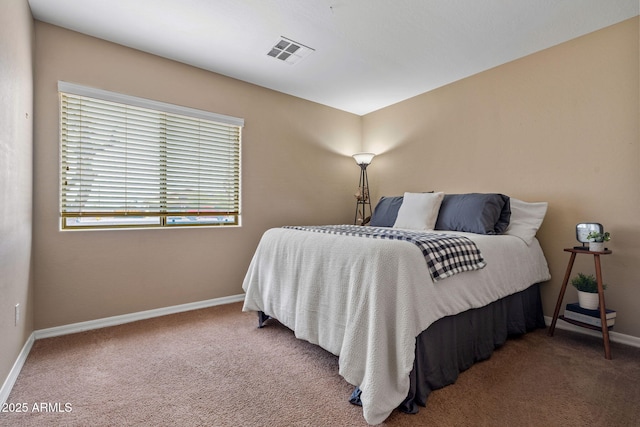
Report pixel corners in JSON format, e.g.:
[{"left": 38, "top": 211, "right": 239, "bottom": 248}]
[{"left": 59, "top": 82, "right": 243, "bottom": 229}]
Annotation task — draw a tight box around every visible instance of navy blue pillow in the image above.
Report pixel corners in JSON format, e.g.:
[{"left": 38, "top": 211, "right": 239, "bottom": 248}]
[
  {"left": 369, "top": 196, "right": 404, "bottom": 227},
  {"left": 435, "top": 193, "right": 511, "bottom": 234}
]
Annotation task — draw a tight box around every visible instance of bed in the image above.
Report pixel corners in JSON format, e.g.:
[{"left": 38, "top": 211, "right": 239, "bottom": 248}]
[{"left": 242, "top": 193, "right": 551, "bottom": 424}]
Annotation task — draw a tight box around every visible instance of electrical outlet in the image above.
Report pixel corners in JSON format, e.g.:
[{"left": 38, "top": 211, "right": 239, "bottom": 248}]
[{"left": 15, "top": 303, "right": 20, "bottom": 326}]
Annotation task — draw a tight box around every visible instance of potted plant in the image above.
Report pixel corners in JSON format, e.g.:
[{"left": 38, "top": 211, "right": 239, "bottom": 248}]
[
  {"left": 571, "top": 273, "right": 606, "bottom": 309},
  {"left": 587, "top": 231, "right": 610, "bottom": 252}
]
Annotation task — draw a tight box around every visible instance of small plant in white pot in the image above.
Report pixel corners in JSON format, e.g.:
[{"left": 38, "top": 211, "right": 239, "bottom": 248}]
[
  {"left": 587, "top": 231, "right": 610, "bottom": 252},
  {"left": 571, "top": 273, "right": 606, "bottom": 310}
]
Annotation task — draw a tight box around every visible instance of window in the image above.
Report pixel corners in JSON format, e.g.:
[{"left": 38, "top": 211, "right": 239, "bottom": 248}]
[{"left": 59, "top": 82, "right": 243, "bottom": 229}]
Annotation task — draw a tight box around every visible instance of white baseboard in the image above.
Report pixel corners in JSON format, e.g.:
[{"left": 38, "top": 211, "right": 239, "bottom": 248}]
[
  {"left": 0, "top": 332, "right": 35, "bottom": 406},
  {"left": 34, "top": 294, "right": 245, "bottom": 340},
  {"left": 544, "top": 315, "right": 640, "bottom": 348},
  {"left": 1, "top": 294, "right": 245, "bottom": 406}
]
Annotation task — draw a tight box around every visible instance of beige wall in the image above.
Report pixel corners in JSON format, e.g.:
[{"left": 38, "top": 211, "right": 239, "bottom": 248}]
[
  {"left": 363, "top": 18, "right": 640, "bottom": 338},
  {"left": 26, "top": 15, "right": 640, "bottom": 342},
  {"left": 0, "top": 0, "right": 34, "bottom": 388},
  {"left": 33, "top": 22, "right": 361, "bottom": 329}
]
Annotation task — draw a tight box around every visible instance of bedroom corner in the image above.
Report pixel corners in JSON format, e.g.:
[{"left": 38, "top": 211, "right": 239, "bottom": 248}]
[{"left": 361, "top": 17, "right": 640, "bottom": 341}]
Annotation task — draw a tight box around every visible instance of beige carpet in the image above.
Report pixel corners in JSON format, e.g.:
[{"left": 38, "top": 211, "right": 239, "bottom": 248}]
[{"left": 2, "top": 302, "right": 639, "bottom": 426}]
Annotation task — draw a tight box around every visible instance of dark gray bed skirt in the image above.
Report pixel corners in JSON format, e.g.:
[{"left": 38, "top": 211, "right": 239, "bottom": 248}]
[{"left": 349, "top": 283, "right": 545, "bottom": 414}]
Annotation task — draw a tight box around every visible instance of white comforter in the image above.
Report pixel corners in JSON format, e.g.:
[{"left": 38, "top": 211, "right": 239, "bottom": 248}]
[{"left": 242, "top": 227, "right": 550, "bottom": 425}]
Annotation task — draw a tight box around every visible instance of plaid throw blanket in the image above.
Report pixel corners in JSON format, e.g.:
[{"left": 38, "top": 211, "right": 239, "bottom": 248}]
[{"left": 283, "top": 225, "right": 486, "bottom": 282}]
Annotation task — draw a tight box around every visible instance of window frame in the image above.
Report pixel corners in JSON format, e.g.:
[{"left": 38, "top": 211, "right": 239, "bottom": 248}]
[{"left": 58, "top": 81, "right": 244, "bottom": 230}]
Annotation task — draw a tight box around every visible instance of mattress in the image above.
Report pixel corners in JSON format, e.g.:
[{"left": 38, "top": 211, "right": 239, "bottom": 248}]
[{"left": 242, "top": 227, "right": 551, "bottom": 424}]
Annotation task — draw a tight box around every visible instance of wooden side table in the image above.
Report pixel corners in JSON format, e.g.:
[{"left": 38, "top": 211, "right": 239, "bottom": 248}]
[{"left": 548, "top": 248, "right": 613, "bottom": 359}]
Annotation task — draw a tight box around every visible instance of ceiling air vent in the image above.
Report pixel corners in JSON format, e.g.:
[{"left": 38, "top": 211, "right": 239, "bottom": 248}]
[{"left": 267, "top": 37, "right": 314, "bottom": 65}]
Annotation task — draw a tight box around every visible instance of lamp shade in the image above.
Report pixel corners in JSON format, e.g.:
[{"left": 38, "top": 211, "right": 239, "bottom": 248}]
[{"left": 352, "top": 152, "right": 375, "bottom": 165}]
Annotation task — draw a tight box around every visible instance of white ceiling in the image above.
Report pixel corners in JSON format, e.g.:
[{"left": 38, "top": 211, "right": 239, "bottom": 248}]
[{"left": 28, "top": 0, "right": 638, "bottom": 115}]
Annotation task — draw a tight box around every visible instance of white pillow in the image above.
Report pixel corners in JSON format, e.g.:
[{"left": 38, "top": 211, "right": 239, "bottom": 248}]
[
  {"left": 393, "top": 192, "right": 445, "bottom": 231},
  {"left": 505, "top": 198, "right": 548, "bottom": 245}
]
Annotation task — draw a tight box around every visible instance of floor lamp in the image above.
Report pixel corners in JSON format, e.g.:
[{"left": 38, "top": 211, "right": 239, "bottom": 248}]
[{"left": 352, "top": 152, "right": 375, "bottom": 226}]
